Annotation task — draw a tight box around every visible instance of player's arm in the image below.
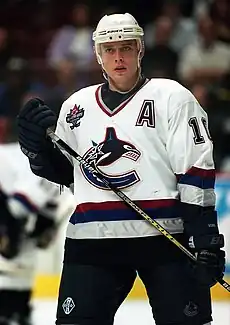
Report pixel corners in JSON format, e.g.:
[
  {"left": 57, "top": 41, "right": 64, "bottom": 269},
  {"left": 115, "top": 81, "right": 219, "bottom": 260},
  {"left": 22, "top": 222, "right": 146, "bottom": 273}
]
[
  {"left": 166, "top": 89, "right": 225, "bottom": 286},
  {"left": 17, "top": 98, "right": 73, "bottom": 187},
  {"left": 29, "top": 204, "right": 58, "bottom": 249},
  {"left": 0, "top": 157, "right": 30, "bottom": 259},
  {"left": 0, "top": 187, "right": 28, "bottom": 259},
  {"left": 0, "top": 180, "right": 57, "bottom": 258}
]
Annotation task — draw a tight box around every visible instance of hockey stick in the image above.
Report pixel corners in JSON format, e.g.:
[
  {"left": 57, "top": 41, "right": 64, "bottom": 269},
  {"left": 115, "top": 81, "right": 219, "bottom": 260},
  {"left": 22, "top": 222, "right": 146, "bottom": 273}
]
[{"left": 47, "top": 128, "right": 230, "bottom": 293}]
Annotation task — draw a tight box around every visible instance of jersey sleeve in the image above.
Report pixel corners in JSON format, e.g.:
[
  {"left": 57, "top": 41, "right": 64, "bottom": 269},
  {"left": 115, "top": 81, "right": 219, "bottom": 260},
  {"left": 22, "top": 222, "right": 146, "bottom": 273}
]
[{"left": 166, "top": 94, "right": 217, "bottom": 236}]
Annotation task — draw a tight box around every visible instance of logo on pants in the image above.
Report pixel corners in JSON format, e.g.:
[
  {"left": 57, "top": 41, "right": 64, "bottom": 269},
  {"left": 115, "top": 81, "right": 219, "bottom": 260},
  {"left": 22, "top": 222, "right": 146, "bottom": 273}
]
[
  {"left": 183, "top": 301, "right": 198, "bottom": 317},
  {"left": 62, "top": 297, "right": 75, "bottom": 314}
]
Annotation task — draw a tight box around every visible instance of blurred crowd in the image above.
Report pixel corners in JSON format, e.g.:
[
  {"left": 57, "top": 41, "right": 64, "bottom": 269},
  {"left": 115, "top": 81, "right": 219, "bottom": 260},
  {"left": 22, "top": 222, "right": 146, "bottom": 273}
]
[{"left": 0, "top": 0, "right": 230, "bottom": 171}]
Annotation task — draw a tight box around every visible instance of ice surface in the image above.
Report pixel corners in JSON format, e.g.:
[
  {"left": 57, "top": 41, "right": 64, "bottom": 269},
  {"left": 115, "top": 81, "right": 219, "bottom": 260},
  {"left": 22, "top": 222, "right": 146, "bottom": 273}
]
[{"left": 32, "top": 299, "right": 230, "bottom": 325}]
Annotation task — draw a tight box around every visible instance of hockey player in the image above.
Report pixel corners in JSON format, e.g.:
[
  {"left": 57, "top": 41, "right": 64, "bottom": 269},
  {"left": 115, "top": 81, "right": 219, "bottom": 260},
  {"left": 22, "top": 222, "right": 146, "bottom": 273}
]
[
  {"left": 0, "top": 142, "right": 74, "bottom": 325},
  {"left": 17, "top": 13, "right": 225, "bottom": 325}
]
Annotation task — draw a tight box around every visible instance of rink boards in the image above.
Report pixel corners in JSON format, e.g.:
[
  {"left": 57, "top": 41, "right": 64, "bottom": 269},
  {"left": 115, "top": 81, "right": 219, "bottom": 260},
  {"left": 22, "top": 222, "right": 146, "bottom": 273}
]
[
  {"left": 32, "top": 174, "right": 230, "bottom": 300},
  {"left": 33, "top": 273, "right": 230, "bottom": 301}
]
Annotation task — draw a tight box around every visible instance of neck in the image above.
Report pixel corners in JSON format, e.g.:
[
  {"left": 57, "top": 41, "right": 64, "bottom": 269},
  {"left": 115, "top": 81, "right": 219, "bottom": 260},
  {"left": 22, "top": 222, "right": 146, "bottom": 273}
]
[{"left": 108, "top": 71, "right": 141, "bottom": 94}]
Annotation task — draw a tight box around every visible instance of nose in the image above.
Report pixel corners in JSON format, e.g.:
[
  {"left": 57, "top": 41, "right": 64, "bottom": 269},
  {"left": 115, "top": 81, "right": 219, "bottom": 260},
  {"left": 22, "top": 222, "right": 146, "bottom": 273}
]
[{"left": 115, "top": 49, "right": 124, "bottom": 63}]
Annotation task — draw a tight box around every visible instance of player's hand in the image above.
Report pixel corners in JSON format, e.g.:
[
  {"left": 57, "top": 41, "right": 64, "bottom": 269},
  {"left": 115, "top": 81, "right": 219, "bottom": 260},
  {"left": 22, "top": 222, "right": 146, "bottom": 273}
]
[
  {"left": 188, "top": 233, "right": 226, "bottom": 287},
  {"left": 0, "top": 217, "right": 27, "bottom": 259},
  {"left": 0, "top": 227, "right": 9, "bottom": 255},
  {"left": 29, "top": 211, "right": 57, "bottom": 249},
  {"left": 192, "top": 249, "right": 225, "bottom": 287},
  {"left": 36, "top": 227, "right": 57, "bottom": 249},
  {"left": 17, "top": 98, "right": 57, "bottom": 159}
]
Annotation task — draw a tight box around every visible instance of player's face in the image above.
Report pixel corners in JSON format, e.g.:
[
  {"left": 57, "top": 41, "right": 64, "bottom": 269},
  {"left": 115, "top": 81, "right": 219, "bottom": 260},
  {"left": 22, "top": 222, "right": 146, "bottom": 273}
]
[{"left": 100, "top": 40, "right": 139, "bottom": 91}]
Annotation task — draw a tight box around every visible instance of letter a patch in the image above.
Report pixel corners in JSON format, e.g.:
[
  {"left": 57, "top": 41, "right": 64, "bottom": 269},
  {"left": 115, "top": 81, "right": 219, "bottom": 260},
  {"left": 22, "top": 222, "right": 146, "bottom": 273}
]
[{"left": 136, "top": 100, "right": 155, "bottom": 128}]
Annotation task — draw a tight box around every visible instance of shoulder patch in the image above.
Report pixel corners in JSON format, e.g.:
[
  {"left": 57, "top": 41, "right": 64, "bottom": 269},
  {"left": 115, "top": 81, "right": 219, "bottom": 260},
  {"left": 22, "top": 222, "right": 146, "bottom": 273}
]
[{"left": 66, "top": 104, "right": 85, "bottom": 129}]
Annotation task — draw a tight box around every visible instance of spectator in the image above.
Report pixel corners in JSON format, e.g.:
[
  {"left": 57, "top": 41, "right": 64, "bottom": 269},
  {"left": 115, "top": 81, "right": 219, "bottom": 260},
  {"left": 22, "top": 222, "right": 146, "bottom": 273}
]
[
  {"left": 144, "top": 0, "right": 197, "bottom": 53},
  {"left": 209, "top": 0, "right": 230, "bottom": 45},
  {"left": 0, "top": 27, "right": 13, "bottom": 82},
  {"left": 207, "top": 71, "right": 230, "bottom": 170},
  {"left": 194, "top": 0, "right": 230, "bottom": 44},
  {"left": 0, "top": 58, "right": 44, "bottom": 142},
  {"left": 191, "top": 83, "right": 209, "bottom": 108},
  {"left": 142, "top": 16, "right": 178, "bottom": 79},
  {"left": 178, "top": 15, "right": 230, "bottom": 86},
  {"left": 193, "top": 0, "right": 212, "bottom": 18},
  {"left": 42, "top": 59, "right": 89, "bottom": 115},
  {"left": 47, "top": 3, "right": 94, "bottom": 71}
]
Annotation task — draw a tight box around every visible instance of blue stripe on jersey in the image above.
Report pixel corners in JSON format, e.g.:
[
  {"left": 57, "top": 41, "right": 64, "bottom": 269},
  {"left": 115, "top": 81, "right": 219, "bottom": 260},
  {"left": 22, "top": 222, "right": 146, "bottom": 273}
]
[
  {"left": 178, "top": 175, "right": 215, "bottom": 189},
  {"left": 176, "top": 166, "right": 215, "bottom": 189},
  {"left": 69, "top": 200, "right": 179, "bottom": 224}
]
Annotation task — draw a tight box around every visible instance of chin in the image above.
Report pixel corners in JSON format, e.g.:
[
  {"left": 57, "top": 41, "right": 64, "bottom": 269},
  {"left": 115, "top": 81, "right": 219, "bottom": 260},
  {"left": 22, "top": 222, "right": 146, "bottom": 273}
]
[
  {"left": 115, "top": 71, "right": 127, "bottom": 76},
  {"left": 113, "top": 71, "right": 130, "bottom": 80}
]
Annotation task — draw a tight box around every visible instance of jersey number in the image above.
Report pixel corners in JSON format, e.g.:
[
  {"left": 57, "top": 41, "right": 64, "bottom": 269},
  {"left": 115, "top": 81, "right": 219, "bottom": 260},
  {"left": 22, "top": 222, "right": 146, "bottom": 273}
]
[{"left": 189, "top": 117, "right": 212, "bottom": 144}]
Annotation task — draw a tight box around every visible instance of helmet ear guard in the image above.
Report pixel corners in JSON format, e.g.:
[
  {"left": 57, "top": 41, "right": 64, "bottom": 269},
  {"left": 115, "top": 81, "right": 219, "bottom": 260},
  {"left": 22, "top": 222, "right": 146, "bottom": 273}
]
[{"left": 137, "top": 38, "right": 145, "bottom": 67}]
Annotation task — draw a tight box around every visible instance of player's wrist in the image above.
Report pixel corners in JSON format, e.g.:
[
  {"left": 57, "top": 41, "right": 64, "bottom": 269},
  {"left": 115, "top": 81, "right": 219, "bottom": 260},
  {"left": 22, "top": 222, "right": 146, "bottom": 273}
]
[{"left": 188, "top": 233, "right": 224, "bottom": 251}]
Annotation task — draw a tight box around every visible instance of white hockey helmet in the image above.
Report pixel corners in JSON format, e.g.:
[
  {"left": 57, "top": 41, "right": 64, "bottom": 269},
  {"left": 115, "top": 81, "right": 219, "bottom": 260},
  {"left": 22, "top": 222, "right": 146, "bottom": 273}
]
[{"left": 92, "top": 13, "right": 144, "bottom": 66}]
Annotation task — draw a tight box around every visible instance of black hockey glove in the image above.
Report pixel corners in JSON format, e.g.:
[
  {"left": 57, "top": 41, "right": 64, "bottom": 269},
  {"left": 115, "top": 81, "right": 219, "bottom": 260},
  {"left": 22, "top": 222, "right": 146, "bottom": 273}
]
[
  {"left": 17, "top": 98, "right": 57, "bottom": 159},
  {"left": 0, "top": 199, "right": 27, "bottom": 259},
  {"left": 188, "top": 233, "right": 225, "bottom": 287},
  {"left": 29, "top": 210, "right": 57, "bottom": 249},
  {"left": 182, "top": 207, "right": 226, "bottom": 287}
]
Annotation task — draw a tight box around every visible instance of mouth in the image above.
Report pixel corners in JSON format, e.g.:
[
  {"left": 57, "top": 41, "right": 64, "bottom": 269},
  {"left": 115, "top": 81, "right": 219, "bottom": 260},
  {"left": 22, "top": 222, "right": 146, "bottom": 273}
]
[{"left": 114, "top": 66, "right": 127, "bottom": 72}]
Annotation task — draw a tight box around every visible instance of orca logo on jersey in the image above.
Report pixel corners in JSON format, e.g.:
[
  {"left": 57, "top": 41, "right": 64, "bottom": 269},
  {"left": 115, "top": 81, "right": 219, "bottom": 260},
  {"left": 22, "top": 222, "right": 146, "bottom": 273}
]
[
  {"left": 81, "top": 127, "right": 141, "bottom": 189},
  {"left": 66, "top": 104, "right": 85, "bottom": 129}
]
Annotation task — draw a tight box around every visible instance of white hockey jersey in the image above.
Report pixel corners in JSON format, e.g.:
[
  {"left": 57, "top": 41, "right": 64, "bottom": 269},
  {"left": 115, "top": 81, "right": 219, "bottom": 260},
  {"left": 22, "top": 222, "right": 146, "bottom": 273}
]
[{"left": 55, "top": 78, "right": 216, "bottom": 240}]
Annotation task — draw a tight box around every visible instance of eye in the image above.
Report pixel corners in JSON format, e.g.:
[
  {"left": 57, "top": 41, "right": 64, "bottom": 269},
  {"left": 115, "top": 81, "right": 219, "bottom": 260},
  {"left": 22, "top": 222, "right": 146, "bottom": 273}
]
[
  {"left": 122, "top": 46, "right": 132, "bottom": 51},
  {"left": 105, "top": 48, "right": 113, "bottom": 53},
  {"left": 123, "top": 144, "right": 133, "bottom": 150}
]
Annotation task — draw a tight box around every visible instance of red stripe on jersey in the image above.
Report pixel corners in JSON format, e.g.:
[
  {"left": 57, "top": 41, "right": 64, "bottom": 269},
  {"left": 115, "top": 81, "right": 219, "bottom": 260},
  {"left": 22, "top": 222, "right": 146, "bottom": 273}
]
[
  {"left": 175, "top": 166, "right": 215, "bottom": 180},
  {"left": 75, "top": 199, "right": 177, "bottom": 213},
  {"left": 187, "top": 166, "right": 215, "bottom": 178}
]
